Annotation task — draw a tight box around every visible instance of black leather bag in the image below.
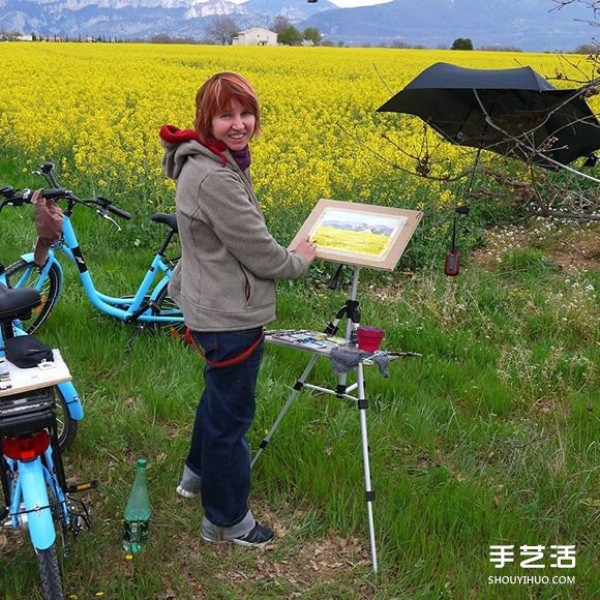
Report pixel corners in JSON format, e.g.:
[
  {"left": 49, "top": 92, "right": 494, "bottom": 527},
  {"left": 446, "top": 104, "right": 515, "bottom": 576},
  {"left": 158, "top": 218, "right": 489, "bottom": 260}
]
[{"left": 4, "top": 336, "right": 54, "bottom": 368}]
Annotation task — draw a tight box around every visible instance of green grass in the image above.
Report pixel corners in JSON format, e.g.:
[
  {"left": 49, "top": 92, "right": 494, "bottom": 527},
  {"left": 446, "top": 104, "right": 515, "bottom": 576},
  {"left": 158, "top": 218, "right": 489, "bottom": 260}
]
[{"left": 1, "top": 178, "right": 599, "bottom": 599}]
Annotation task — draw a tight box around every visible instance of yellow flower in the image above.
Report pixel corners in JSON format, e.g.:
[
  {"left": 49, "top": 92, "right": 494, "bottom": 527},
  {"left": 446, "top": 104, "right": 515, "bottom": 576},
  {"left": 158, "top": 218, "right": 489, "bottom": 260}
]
[{"left": 1, "top": 44, "right": 592, "bottom": 218}]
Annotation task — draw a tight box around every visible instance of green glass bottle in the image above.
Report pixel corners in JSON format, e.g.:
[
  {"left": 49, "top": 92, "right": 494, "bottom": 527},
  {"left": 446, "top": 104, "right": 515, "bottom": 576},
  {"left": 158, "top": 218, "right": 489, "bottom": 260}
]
[{"left": 122, "top": 458, "right": 151, "bottom": 555}]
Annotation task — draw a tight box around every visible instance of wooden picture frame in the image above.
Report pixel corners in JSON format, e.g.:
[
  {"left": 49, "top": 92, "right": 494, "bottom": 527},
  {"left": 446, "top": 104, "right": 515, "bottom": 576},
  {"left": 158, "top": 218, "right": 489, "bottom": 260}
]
[{"left": 288, "top": 199, "right": 423, "bottom": 271}]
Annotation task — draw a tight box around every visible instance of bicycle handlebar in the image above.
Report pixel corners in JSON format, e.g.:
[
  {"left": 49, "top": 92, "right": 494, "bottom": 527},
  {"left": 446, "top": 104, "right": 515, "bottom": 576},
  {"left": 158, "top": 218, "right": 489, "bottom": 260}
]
[
  {"left": 0, "top": 185, "right": 133, "bottom": 221},
  {"left": 0, "top": 186, "right": 68, "bottom": 211}
]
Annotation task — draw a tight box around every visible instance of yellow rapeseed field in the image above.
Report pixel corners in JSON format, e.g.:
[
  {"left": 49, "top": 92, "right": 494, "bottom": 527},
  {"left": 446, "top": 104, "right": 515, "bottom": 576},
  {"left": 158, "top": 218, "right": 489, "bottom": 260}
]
[{"left": 0, "top": 43, "right": 595, "bottom": 214}]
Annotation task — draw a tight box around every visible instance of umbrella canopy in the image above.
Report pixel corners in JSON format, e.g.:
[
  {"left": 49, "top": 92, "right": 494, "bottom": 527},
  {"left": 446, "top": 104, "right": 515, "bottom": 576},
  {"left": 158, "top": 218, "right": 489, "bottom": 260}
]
[{"left": 377, "top": 62, "right": 600, "bottom": 168}]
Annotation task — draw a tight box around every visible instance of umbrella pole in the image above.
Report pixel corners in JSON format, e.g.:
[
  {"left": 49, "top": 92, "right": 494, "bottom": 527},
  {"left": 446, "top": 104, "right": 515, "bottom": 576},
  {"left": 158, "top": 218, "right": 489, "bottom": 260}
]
[
  {"left": 444, "top": 149, "right": 480, "bottom": 277},
  {"left": 464, "top": 147, "right": 482, "bottom": 199}
]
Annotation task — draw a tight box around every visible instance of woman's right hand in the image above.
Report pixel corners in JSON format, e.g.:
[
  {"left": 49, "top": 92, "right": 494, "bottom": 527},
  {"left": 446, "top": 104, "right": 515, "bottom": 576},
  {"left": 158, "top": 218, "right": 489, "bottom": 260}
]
[{"left": 292, "top": 237, "right": 317, "bottom": 265}]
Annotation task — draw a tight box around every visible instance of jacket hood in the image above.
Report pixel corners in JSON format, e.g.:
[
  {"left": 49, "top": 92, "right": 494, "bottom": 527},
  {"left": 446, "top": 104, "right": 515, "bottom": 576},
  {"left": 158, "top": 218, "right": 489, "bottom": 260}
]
[{"left": 159, "top": 124, "right": 229, "bottom": 180}]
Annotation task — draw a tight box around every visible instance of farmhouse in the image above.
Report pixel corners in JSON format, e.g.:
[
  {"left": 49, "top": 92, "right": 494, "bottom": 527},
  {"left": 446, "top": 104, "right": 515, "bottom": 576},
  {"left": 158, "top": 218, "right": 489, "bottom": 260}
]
[{"left": 232, "top": 27, "right": 277, "bottom": 46}]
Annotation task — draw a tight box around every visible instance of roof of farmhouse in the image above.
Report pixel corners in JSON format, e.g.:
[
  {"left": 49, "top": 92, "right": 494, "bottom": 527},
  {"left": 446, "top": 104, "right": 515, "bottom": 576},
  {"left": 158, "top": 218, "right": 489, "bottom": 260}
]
[{"left": 237, "top": 27, "right": 275, "bottom": 34}]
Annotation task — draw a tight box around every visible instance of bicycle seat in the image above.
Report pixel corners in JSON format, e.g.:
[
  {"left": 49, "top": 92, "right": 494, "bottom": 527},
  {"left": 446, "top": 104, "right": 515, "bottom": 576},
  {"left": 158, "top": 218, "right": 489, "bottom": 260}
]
[
  {"left": 0, "top": 284, "right": 41, "bottom": 321},
  {"left": 151, "top": 213, "right": 178, "bottom": 233}
]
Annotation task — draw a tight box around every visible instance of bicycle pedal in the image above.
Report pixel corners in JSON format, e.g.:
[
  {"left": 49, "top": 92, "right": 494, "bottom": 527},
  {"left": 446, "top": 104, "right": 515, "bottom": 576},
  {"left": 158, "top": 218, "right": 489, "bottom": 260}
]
[{"left": 67, "top": 480, "right": 99, "bottom": 493}]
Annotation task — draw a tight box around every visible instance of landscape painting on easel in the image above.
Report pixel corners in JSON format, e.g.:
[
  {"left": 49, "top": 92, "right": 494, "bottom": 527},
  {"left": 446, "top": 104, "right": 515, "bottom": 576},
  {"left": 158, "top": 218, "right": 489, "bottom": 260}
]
[{"left": 289, "top": 199, "right": 423, "bottom": 271}]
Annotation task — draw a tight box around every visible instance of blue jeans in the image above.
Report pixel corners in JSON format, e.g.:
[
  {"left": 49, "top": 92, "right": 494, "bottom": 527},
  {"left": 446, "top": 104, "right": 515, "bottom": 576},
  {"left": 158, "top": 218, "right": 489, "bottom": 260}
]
[{"left": 186, "top": 328, "right": 264, "bottom": 528}]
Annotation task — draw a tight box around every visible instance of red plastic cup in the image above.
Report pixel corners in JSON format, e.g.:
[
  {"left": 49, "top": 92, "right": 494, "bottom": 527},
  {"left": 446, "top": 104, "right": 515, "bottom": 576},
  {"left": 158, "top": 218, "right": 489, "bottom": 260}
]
[{"left": 356, "top": 326, "right": 385, "bottom": 352}]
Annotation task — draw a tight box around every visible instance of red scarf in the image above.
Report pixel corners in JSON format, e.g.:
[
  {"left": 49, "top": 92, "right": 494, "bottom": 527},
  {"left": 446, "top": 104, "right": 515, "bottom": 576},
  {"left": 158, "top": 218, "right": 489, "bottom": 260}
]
[{"left": 159, "top": 124, "right": 228, "bottom": 166}]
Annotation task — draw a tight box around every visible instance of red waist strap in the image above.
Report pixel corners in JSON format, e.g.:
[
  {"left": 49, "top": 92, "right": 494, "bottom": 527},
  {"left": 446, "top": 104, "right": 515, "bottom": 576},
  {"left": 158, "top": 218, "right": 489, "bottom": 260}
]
[{"left": 185, "top": 327, "right": 265, "bottom": 368}]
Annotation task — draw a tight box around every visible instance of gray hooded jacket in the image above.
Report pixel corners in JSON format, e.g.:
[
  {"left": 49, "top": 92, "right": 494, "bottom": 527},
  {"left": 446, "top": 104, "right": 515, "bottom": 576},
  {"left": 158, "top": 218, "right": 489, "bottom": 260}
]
[{"left": 162, "top": 138, "right": 309, "bottom": 332}]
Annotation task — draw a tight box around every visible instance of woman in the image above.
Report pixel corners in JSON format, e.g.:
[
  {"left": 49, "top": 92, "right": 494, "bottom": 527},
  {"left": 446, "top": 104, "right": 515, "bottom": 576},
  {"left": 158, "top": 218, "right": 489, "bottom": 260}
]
[{"left": 159, "top": 72, "right": 316, "bottom": 546}]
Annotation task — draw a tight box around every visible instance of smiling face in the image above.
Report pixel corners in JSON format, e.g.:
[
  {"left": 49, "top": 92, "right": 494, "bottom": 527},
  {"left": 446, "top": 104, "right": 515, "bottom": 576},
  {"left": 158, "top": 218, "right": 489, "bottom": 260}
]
[
  {"left": 194, "top": 72, "right": 261, "bottom": 147},
  {"left": 211, "top": 98, "right": 256, "bottom": 152}
]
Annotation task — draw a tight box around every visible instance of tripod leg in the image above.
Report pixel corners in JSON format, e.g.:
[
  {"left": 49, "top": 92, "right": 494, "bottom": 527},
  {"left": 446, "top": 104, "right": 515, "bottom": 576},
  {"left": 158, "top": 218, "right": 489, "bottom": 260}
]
[
  {"left": 251, "top": 354, "right": 320, "bottom": 468},
  {"left": 357, "top": 362, "right": 378, "bottom": 573}
]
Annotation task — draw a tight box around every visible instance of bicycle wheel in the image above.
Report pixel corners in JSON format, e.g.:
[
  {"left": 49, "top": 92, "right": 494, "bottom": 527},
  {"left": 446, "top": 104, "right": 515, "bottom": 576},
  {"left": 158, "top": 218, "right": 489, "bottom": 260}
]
[
  {"left": 154, "top": 284, "right": 186, "bottom": 341},
  {"left": 35, "top": 544, "right": 65, "bottom": 600},
  {"left": 4, "top": 259, "right": 62, "bottom": 334},
  {"left": 56, "top": 387, "right": 78, "bottom": 452}
]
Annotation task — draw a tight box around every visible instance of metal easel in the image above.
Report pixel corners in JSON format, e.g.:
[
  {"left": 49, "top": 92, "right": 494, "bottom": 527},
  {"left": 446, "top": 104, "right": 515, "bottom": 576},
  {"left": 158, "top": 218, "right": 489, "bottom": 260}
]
[{"left": 252, "top": 263, "right": 380, "bottom": 572}]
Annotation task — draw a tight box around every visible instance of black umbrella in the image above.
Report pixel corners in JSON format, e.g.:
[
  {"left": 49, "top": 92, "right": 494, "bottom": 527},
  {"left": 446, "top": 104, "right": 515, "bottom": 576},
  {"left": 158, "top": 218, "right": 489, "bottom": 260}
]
[{"left": 377, "top": 62, "right": 600, "bottom": 169}]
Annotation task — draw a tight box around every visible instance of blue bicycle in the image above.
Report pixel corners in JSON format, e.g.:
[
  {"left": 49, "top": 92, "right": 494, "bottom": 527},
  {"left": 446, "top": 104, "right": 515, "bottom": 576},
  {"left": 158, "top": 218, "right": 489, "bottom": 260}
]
[
  {"left": 1, "top": 162, "right": 183, "bottom": 337},
  {"left": 0, "top": 282, "right": 94, "bottom": 600}
]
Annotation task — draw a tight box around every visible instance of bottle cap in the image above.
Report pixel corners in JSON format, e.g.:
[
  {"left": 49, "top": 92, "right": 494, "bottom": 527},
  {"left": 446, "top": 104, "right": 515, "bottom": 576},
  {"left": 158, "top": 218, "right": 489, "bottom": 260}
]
[{"left": 137, "top": 459, "right": 147, "bottom": 468}]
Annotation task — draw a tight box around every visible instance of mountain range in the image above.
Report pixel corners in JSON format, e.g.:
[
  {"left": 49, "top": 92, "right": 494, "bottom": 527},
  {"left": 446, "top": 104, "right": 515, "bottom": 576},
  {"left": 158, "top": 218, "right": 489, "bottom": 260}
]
[{"left": 0, "top": 0, "right": 595, "bottom": 51}]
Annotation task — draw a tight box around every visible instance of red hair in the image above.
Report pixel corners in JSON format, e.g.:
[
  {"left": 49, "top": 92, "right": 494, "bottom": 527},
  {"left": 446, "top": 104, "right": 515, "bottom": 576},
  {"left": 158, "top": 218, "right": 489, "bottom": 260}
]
[{"left": 194, "top": 72, "right": 261, "bottom": 144}]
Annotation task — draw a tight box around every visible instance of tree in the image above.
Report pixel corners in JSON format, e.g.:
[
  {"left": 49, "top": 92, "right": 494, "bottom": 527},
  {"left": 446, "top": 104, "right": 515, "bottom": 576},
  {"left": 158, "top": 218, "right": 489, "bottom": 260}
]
[
  {"left": 451, "top": 37, "right": 473, "bottom": 50},
  {"left": 149, "top": 34, "right": 197, "bottom": 44},
  {"left": 302, "top": 27, "right": 321, "bottom": 45},
  {"left": 271, "top": 15, "right": 292, "bottom": 34},
  {"left": 205, "top": 16, "right": 239, "bottom": 45},
  {"left": 574, "top": 43, "right": 598, "bottom": 54},
  {"left": 390, "top": 39, "right": 411, "bottom": 49},
  {"left": 278, "top": 25, "right": 303, "bottom": 46}
]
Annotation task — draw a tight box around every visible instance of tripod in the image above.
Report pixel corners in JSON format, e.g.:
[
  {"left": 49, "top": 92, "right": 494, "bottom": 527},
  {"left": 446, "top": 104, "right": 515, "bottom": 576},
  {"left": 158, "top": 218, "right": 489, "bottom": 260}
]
[{"left": 253, "top": 264, "right": 379, "bottom": 572}]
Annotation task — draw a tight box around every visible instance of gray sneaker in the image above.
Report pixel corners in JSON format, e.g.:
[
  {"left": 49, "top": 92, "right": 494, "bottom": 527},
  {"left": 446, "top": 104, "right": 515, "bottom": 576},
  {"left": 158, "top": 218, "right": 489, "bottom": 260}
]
[
  {"left": 202, "top": 522, "right": 274, "bottom": 547},
  {"left": 176, "top": 464, "right": 201, "bottom": 499},
  {"left": 231, "top": 523, "right": 275, "bottom": 547}
]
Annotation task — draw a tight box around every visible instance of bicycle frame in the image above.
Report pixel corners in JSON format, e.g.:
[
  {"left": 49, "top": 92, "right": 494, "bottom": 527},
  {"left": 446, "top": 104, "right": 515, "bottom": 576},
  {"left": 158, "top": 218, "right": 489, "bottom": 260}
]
[
  {"left": 17, "top": 210, "right": 182, "bottom": 326},
  {"left": 3, "top": 428, "right": 66, "bottom": 550}
]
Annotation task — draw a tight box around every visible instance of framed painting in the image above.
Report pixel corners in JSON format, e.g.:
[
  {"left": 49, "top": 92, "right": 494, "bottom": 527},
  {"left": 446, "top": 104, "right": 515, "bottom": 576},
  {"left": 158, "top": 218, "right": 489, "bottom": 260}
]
[{"left": 288, "top": 199, "right": 423, "bottom": 271}]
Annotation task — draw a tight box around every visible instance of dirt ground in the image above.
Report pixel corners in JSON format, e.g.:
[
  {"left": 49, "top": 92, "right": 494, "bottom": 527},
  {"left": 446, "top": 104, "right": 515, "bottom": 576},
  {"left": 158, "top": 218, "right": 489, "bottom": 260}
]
[{"left": 470, "top": 222, "right": 600, "bottom": 273}]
